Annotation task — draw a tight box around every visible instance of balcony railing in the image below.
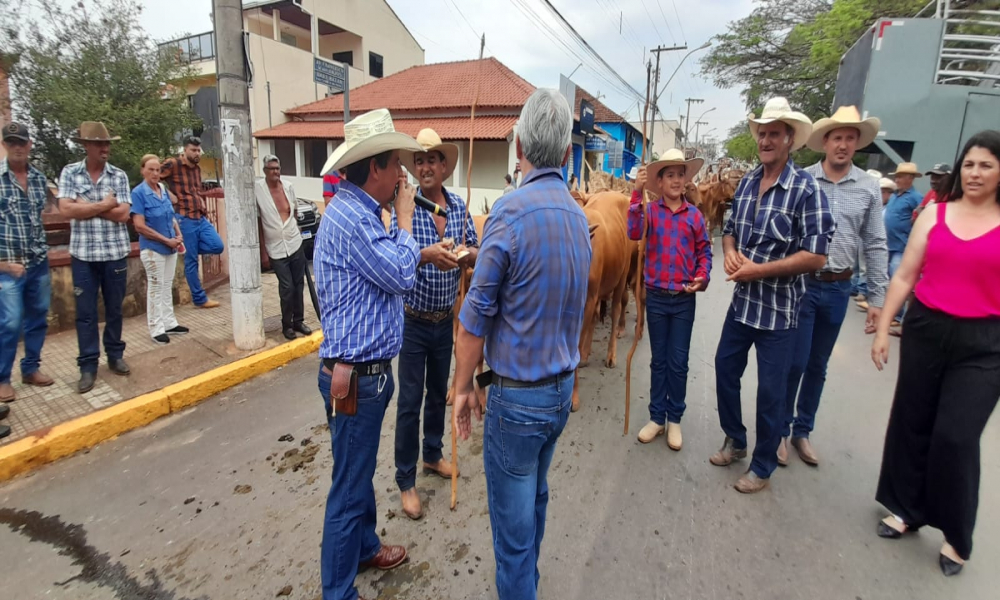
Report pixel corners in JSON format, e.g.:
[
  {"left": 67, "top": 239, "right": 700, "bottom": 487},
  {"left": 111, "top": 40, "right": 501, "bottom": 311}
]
[{"left": 160, "top": 32, "right": 216, "bottom": 65}]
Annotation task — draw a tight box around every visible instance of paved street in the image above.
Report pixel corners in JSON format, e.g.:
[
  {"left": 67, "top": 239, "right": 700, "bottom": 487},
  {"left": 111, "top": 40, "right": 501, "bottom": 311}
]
[{"left": 2, "top": 243, "right": 998, "bottom": 600}]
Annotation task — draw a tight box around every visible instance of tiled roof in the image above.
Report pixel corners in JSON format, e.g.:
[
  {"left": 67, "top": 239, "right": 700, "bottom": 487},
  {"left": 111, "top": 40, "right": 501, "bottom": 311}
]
[
  {"left": 254, "top": 115, "right": 518, "bottom": 140},
  {"left": 574, "top": 87, "right": 627, "bottom": 123},
  {"left": 286, "top": 57, "right": 535, "bottom": 116}
]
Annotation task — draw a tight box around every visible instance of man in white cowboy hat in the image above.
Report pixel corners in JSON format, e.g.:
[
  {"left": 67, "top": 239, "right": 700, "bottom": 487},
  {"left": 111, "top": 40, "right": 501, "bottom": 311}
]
[
  {"left": 56, "top": 121, "right": 133, "bottom": 394},
  {"left": 710, "top": 97, "right": 835, "bottom": 494},
  {"left": 391, "top": 127, "right": 478, "bottom": 520},
  {"left": 629, "top": 148, "right": 713, "bottom": 450},
  {"left": 884, "top": 161, "right": 923, "bottom": 327},
  {"left": 312, "top": 108, "right": 423, "bottom": 600},
  {"left": 777, "top": 106, "right": 889, "bottom": 466}
]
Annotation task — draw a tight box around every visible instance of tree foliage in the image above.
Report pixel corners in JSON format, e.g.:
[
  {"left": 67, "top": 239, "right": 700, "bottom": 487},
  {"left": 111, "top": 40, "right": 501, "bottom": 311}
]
[{"left": 1, "top": 0, "right": 199, "bottom": 183}]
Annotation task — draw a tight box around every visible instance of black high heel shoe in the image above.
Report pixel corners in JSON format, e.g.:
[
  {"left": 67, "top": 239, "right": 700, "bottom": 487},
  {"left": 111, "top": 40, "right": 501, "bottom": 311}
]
[
  {"left": 877, "top": 517, "right": 919, "bottom": 539},
  {"left": 939, "top": 553, "right": 963, "bottom": 577}
]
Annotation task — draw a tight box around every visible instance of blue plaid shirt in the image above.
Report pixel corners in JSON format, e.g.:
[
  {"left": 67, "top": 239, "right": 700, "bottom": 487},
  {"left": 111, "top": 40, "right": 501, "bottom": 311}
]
[
  {"left": 57, "top": 159, "right": 132, "bottom": 262},
  {"left": 391, "top": 187, "right": 478, "bottom": 312},
  {"left": 723, "top": 159, "right": 835, "bottom": 330},
  {"left": 0, "top": 159, "right": 49, "bottom": 267},
  {"left": 315, "top": 179, "right": 420, "bottom": 362},
  {"left": 459, "top": 168, "right": 592, "bottom": 382}
]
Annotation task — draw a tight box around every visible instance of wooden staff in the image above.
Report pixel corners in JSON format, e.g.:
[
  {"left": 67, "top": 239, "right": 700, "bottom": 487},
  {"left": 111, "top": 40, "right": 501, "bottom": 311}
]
[{"left": 624, "top": 61, "right": 653, "bottom": 436}]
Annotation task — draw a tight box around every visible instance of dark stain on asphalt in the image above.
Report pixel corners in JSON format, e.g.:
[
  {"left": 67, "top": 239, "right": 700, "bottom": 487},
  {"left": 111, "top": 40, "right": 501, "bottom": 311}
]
[{"left": 0, "top": 508, "right": 206, "bottom": 600}]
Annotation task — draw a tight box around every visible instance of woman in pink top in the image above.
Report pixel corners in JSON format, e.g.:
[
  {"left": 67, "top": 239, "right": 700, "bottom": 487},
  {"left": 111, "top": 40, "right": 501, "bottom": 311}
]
[{"left": 871, "top": 130, "right": 1000, "bottom": 577}]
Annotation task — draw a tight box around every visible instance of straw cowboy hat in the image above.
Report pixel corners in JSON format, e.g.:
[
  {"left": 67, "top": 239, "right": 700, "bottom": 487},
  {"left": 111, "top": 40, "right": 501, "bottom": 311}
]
[
  {"left": 71, "top": 121, "right": 121, "bottom": 143},
  {"left": 646, "top": 148, "right": 704, "bottom": 181},
  {"left": 411, "top": 128, "right": 459, "bottom": 180},
  {"left": 321, "top": 109, "right": 422, "bottom": 176},
  {"left": 889, "top": 162, "right": 923, "bottom": 177},
  {"left": 748, "top": 97, "right": 813, "bottom": 151},
  {"left": 866, "top": 169, "right": 883, "bottom": 179},
  {"left": 879, "top": 177, "right": 897, "bottom": 191},
  {"left": 806, "top": 105, "right": 880, "bottom": 152}
]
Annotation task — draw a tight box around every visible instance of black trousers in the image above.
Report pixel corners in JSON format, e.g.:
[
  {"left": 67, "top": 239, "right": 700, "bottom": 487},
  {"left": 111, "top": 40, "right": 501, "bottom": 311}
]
[
  {"left": 876, "top": 299, "right": 1000, "bottom": 560},
  {"left": 271, "top": 247, "right": 305, "bottom": 331}
]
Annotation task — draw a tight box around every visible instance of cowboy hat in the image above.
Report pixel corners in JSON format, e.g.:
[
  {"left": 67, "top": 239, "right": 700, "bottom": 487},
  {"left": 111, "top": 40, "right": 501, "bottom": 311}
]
[
  {"left": 866, "top": 169, "right": 883, "bottom": 179},
  {"left": 627, "top": 165, "right": 638, "bottom": 180},
  {"left": 321, "top": 109, "right": 422, "bottom": 176},
  {"left": 411, "top": 128, "right": 459, "bottom": 180},
  {"left": 879, "top": 177, "right": 897, "bottom": 191},
  {"left": 646, "top": 148, "right": 704, "bottom": 182},
  {"left": 748, "top": 97, "right": 813, "bottom": 152},
  {"left": 806, "top": 105, "right": 880, "bottom": 152},
  {"left": 889, "top": 162, "right": 923, "bottom": 177},
  {"left": 71, "top": 121, "right": 120, "bottom": 143}
]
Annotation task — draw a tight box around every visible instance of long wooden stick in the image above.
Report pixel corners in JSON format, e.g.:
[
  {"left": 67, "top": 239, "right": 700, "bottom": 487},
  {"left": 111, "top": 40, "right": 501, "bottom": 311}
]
[{"left": 624, "top": 61, "right": 653, "bottom": 436}]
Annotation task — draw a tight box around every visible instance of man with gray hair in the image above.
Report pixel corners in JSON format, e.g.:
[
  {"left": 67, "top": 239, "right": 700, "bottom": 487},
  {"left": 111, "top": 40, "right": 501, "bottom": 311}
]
[
  {"left": 254, "top": 154, "right": 310, "bottom": 340},
  {"left": 452, "top": 88, "right": 592, "bottom": 600}
]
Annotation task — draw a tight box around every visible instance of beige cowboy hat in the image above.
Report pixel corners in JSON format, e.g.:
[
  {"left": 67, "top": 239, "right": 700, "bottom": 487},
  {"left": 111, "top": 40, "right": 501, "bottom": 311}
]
[
  {"left": 879, "top": 177, "right": 897, "bottom": 191},
  {"left": 889, "top": 162, "right": 923, "bottom": 177},
  {"left": 71, "top": 121, "right": 121, "bottom": 143},
  {"left": 411, "top": 128, "right": 459, "bottom": 180},
  {"left": 646, "top": 148, "right": 704, "bottom": 182},
  {"left": 748, "top": 97, "right": 813, "bottom": 152},
  {"left": 321, "top": 109, "right": 423, "bottom": 176},
  {"left": 806, "top": 105, "right": 880, "bottom": 152}
]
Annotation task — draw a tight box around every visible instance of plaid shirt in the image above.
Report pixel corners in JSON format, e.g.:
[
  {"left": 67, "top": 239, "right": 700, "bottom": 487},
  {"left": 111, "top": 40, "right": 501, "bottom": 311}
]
[
  {"left": 628, "top": 190, "right": 713, "bottom": 292},
  {"left": 459, "top": 168, "right": 592, "bottom": 382},
  {"left": 57, "top": 160, "right": 132, "bottom": 262},
  {"left": 805, "top": 163, "right": 889, "bottom": 307},
  {"left": 723, "top": 159, "right": 835, "bottom": 330},
  {"left": 390, "top": 187, "right": 478, "bottom": 312},
  {"left": 315, "top": 180, "right": 420, "bottom": 362},
  {"left": 160, "top": 157, "right": 205, "bottom": 219},
  {"left": 0, "top": 159, "right": 49, "bottom": 267}
]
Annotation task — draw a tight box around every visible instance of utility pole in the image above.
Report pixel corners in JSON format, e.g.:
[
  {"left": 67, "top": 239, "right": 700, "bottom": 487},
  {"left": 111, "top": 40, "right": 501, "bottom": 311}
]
[
  {"left": 683, "top": 98, "right": 704, "bottom": 150},
  {"left": 695, "top": 120, "right": 709, "bottom": 146},
  {"left": 214, "top": 0, "right": 265, "bottom": 350},
  {"left": 647, "top": 45, "right": 686, "bottom": 154}
]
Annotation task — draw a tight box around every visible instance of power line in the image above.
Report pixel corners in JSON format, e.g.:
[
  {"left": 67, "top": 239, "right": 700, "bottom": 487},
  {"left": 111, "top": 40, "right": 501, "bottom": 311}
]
[
  {"left": 669, "top": 0, "right": 688, "bottom": 42},
  {"left": 654, "top": 0, "right": 678, "bottom": 43},
  {"left": 639, "top": 0, "right": 672, "bottom": 43}
]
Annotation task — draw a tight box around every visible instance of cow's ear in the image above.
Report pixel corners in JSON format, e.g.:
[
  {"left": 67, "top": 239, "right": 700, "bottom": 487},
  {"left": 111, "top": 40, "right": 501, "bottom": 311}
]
[{"left": 589, "top": 223, "right": 600, "bottom": 239}]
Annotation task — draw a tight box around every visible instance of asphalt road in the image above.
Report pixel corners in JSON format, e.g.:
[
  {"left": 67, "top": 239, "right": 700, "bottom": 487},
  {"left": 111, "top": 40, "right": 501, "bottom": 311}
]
[{"left": 2, "top": 243, "right": 998, "bottom": 600}]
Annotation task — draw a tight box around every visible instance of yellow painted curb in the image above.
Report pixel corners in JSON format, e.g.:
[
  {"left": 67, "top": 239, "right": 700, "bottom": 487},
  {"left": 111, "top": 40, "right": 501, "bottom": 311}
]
[{"left": 0, "top": 331, "right": 323, "bottom": 483}]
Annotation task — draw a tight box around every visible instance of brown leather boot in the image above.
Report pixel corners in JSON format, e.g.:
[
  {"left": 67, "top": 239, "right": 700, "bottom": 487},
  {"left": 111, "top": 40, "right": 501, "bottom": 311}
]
[
  {"left": 777, "top": 437, "right": 789, "bottom": 466},
  {"left": 423, "top": 458, "right": 457, "bottom": 479},
  {"left": 735, "top": 470, "right": 770, "bottom": 494},
  {"left": 709, "top": 436, "right": 747, "bottom": 466},
  {"left": 400, "top": 488, "right": 423, "bottom": 520},
  {"left": 0, "top": 382, "right": 14, "bottom": 403},
  {"left": 22, "top": 371, "right": 54, "bottom": 387},
  {"left": 792, "top": 437, "right": 819, "bottom": 466},
  {"left": 360, "top": 544, "right": 408, "bottom": 571}
]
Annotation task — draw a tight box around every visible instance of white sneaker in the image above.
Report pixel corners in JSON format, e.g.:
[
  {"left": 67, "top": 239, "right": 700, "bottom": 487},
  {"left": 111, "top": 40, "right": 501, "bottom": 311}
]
[
  {"left": 638, "top": 421, "right": 665, "bottom": 443},
  {"left": 667, "top": 422, "right": 683, "bottom": 451}
]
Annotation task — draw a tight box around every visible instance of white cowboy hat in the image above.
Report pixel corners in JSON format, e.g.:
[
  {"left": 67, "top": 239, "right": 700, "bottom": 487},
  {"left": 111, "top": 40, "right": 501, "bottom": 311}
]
[
  {"left": 879, "top": 177, "right": 897, "bottom": 191},
  {"left": 646, "top": 148, "right": 704, "bottom": 182},
  {"left": 627, "top": 165, "right": 639, "bottom": 180},
  {"left": 411, "top": 128, "right": 459, "bottom": 180},
  {"left": 866, "top": 169, "right": 883, "bottom": 179},
  {"left": 889, "top": 162, "right": 923, "bottom": 178},
  {"left": 748, "top": 97, "right": 813, "bottom": 152},
  {"left": 322, "top": 109, "right": 423, "bottom": 176},
  {"left": 806, "top": 105, "right": 881, "bottom": 152}
]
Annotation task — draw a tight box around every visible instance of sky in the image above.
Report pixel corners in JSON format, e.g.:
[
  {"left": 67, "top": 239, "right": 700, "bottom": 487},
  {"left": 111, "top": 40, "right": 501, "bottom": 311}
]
[{"left": 136, "top": 0, "right": 755, "bottom": 146}]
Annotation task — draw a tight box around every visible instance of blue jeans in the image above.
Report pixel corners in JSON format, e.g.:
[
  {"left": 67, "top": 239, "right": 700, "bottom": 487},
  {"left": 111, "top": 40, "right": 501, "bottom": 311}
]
[
  {"left": 888, "top": 250, "right": 905, "bottom": 322},
  {"left": 783, "top": 279, "right": 851, "bottom": 438},
  {"left": 714, "top": 308, "right": 796, "bottom": 479},
  {"left": 178, "top": 216, "right": 224, "bottom": 306},
  {"left": 72, "top": 257, "right": 127, "bottom": 373},
  {"left": 0, "top": 260, "right": 51, "bottom": 383},
  {"left": 394, "top": 314, "right": 453, "bottom": 490},
  {"left": 318, "top": 362, "right": 393, "bottom": 600},
  {"left": 484, "top": 374, "right": 573, "bottom": 600},
  {"left": 646, "top": 290, "right": 696, "bottom": 425}
]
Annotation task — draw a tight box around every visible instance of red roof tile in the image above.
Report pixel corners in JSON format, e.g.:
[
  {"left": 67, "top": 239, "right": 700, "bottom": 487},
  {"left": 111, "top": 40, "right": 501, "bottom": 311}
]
[
  {"left": 286, "top": 57, "right": 535, "bottom": 116},
  {"left": 254, "top": 115, "right": 518, "bottom": 141},
  {"left": 574, "top": 87, "right": 627, "bottom": 123}
]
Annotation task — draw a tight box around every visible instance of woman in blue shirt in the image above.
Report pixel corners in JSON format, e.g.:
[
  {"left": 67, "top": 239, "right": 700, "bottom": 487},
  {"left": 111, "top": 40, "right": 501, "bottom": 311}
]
[{"left": 131, "top": 154, "right": 187, "bottom": 344}]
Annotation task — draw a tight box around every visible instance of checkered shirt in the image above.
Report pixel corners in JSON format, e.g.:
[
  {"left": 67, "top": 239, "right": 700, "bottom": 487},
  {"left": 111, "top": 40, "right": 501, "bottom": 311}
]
[
  {"left": 57, "top": 160, "right": 132, "bottom": 262},
  {"left": 723, "top": 159, "right": 835, "bottom": 330},
  {"left": 390, "top": 187, "right": 479, "bottom": 312},
  {"left": 0, "top": 159, "right": 49, "bottom": 267},
  {"left": 628, "top": 191, "right": 713, "bottom": 292},
  {"left": 459, "top": 168, "right": 592, "bottom": 382}
]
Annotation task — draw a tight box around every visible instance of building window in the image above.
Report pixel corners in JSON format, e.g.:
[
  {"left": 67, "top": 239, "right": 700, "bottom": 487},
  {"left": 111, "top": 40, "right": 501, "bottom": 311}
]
[
  {"left": 304, "top": 140, "right": 329, "bottom": 178},
  {"left": 280, "top": 32, "right": 297, "bottom": 48},
  {"left": 332, "top": 51, "right": 353, "bottom": 67},
  {"left": 369, "top": 52, "right": 383, "bottom": 78},
  {"left": 273, "top": 139, "right": 296, "bottom": 176}
]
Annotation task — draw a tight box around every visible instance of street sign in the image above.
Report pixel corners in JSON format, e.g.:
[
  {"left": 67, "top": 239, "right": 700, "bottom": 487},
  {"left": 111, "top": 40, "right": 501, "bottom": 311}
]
[
  {"left": 584, "top": 135, "right": 607, "bottom": 152},
  {"left": 314, "top": 58, "right": 346, "bottom": 92},
  {"left": 579, "top": 99, "right": 595, "bottom": 134},
  {"left": 609, "top": 140, "right": 624, "bottom": 168}
]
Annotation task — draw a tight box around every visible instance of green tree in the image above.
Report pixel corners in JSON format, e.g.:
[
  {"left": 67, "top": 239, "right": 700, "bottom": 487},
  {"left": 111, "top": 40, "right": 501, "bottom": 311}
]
[
  {"left": 1, "top": 0, "right": 198, "bottom": 183},
  {"left": 725, "top": 131, "right": 758, "bottom": 162}
]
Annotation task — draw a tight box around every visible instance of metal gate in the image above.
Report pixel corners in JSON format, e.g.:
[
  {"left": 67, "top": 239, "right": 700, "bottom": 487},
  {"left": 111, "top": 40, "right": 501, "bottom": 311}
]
[{"left": 201, "top": 192, "right": 227, "bottom": 290}]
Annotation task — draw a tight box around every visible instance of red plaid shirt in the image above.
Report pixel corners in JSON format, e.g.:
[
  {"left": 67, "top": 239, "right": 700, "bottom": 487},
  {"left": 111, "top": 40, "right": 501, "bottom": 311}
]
[
  {"left": 628, "top": 190, "right": 713, "bottom": 292},
  {"left": 160, "top": 157, "right": 206, "bottom": 219}
]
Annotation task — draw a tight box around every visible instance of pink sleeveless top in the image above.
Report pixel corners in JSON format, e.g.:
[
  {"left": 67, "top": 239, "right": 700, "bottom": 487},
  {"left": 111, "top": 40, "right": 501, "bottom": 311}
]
[{"left": 915, "top": 202, "right": 1000, "bottom": 318}]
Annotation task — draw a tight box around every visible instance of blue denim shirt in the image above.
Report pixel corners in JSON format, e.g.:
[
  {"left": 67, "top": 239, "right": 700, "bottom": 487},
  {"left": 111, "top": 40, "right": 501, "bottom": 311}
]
[
  {"left": 130, "top": 181, "right": 177, "bottom": 255},
  {"left": 883, "top": 187, "right": 922, "bottom": 253}
]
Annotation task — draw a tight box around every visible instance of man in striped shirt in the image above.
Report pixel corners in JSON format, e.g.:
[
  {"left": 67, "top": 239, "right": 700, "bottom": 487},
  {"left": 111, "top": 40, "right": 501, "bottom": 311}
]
[{"left": 710, "top": 98, "right": 835, "bottom": 494}]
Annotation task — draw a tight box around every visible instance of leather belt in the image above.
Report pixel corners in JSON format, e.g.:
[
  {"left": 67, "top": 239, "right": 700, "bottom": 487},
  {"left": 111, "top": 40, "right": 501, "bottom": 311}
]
[
  {"left": 647, "top": 286, "right": 684, "bottom": 296},
  {"left": 811, "top": 269, "right": 853, "bottom": 282},
  {"left": 322, "top": 358, "right": 391, "bottom": 377},
  {"left": 492, "top": 370, "right": 573, "bottom": 389},
  {"left": 405, "top": 305, "right": 453, "bottom": 323}
]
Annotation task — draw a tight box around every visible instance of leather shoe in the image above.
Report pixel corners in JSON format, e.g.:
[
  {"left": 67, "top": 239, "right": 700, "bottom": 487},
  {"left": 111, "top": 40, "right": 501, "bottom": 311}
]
[
  {"left": 401, "top": 488, "right": 423, "bottom": 520},
  {"left": 709, "top": 436, "right": 747, "bottom": 466},
  {"left": 734, "top": 470, "right": 770, "bottom": 494},
  {"left": 939, "top": 553, "right": 964, "bottom": 577},
  {"left": 283, "top": 328, "right": 296, "bottom": 340},
  {"left": 0, "top": 382, "right": 14, "bottom": 403},
  {"left": 0, "top": 402, "right": 9, "bottom": 420},
  {"left": 791, "top": 436, "right": 819, "bottom": 466},
  {"left": 78, "top": 372, "right": 96, "bottom": 394},
  {"left": 197, "top": 299, "right": 220, "bottom": 309},
  {"left": 359, "top": 544, "right": 407, "bottom": 571},
  {"left": 293, "top": 323, "right": 312, "bottom": 335},
  {"left": 0, "top": 424, "right": 10, "bottom": 440},
  {"left": 637, "top": 421, "right": 664, "bottom": 443},
  {"left": 108, "top": 358, "right": 130, "bottom": 376},
  {"left": 666, "top": 422, "right": 682, "bottom": 451},
  {"left": 777, "top": 437, "right": 789, "bottom": 466},
  {"left": 423, "top": 458, "right": 457, "bottom": 479},
  {"left": 22, "top": 371, "right": 54, "bottom": 387}
]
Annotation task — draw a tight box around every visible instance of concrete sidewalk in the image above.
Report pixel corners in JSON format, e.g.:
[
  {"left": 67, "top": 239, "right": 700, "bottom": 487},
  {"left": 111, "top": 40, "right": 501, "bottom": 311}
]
[{"left": 2, "top": 272, "right": 320, "bottom": 445}]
